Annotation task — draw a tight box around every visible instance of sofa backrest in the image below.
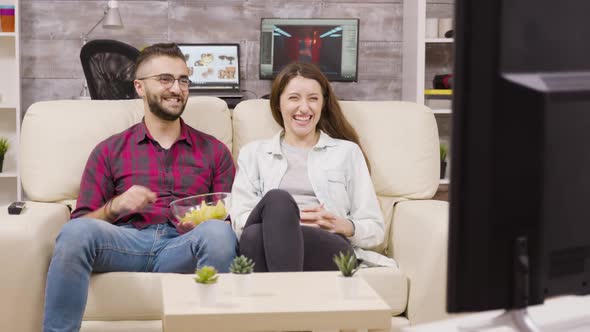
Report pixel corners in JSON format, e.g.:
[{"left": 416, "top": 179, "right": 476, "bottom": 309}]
[
  {"left": 20, "top": 97, "right": 231, "bottom": 202},
  {"left": 232, "top": 99, "right": 440, "bottom": 199}
]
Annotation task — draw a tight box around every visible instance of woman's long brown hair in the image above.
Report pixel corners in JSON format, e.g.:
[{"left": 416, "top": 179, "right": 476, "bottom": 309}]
[{"left": 269, "top": 62, "right": 371, "bottom": 172}]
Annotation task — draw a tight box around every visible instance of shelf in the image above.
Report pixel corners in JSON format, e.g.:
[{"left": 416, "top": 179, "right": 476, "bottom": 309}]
[
  {"left": 0, "top": 0, "right": 21, "bottom": 203},
  {"left": 426, "top": 38, "right": 453, "bottom": 43},
  {"left": 433, "top": 109, "right": 452, "bottom": 114},
  {"left": 0, "top": 172, "right": 17, "bottom": 178}
]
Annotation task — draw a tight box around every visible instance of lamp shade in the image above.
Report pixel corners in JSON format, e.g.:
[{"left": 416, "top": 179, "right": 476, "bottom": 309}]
[{"left": 103, "top": 0, "right": 123, "bottom": 28}]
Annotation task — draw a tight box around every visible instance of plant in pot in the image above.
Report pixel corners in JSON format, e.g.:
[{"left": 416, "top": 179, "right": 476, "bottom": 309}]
[
  {"left": 333, "top": 251, "right": 360, "bottom": 299},
  {"left": 0, "top": 137, "right": 9, "bottom": 173},
  {"left": 440, "top": 143, "right": 449, "bottom": 180},
  {"left": 229, "top": 255, "right": 255, "bottom": 296},
  {"left": 194, "top": 265, "right": 219, "bottom": 306}
]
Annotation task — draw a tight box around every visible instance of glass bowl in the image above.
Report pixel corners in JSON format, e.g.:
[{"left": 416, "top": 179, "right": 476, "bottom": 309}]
[{"left": 170, "top": 192, "right": 231, "bottom": 225}]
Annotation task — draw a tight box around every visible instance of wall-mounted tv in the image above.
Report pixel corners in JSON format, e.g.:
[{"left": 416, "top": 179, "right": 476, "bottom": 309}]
[{"left": 259, "top": 18, "right": 360, "bottom": 82}]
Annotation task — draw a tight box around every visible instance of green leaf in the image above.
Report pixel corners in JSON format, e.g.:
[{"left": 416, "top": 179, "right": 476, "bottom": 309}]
[
  {"left": 333, "top": 251, "right": 359, "bottom": 277},
  {"left": 229, "top": 255, "right": 255, "bottom": 274},
  {"left": 194, "top": 265, "right": 219, "bottom": 284},
  {"left": 0, "top": 137, "right": 9, "bottom": 156},
  {"left": 440, "top": 143, "right": 448, "bottom": 161}
]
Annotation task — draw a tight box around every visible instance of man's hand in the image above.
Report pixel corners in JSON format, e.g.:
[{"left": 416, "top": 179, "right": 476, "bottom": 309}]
[
  {"left": 110, "top": 185, "right": 157, "bottom": 217},
  {"left": 300, "top": 204, "right": 354, "bottom": 237}
]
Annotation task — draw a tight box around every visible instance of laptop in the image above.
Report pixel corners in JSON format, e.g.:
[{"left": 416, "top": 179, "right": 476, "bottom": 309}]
[{"left": 177, "top": 43, "right": 243, "bottom": 98}]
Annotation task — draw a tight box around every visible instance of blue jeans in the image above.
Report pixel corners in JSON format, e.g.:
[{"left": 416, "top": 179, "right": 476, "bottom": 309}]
[{"left": 43, "top": 218, "right": 237, "bottom": 332}]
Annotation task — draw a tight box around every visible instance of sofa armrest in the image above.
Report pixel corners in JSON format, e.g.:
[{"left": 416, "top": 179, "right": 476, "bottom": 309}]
[
  {"left": 0, "top": 202, "right": 70, "bottom": 332},
  {"left": 391, "top": 199, "right": 450, "bottom": 325}
]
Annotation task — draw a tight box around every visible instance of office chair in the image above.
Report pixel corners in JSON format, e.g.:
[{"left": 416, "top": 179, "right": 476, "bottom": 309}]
[{"left": 80, "top": 39, "right": 140, "bottom": 100}]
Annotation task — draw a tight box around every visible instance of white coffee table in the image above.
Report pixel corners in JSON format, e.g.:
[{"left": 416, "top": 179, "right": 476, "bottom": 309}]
[{"left": 162, "top": 271, "right": 392, "bottom": 332}]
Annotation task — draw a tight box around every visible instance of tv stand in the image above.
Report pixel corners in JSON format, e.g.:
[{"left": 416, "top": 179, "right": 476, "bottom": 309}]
[
  {"left": 457, "top": 308, "right": 541, "bottom": 332},
  {"left": 402, "top": 295, "right": 590, "bottom": 332},
  {"left": 457, "top": 237, "right": 541, "bottom": 331},
  {"left": 403, "top": 236, "right": 590, "bottom": 332}
]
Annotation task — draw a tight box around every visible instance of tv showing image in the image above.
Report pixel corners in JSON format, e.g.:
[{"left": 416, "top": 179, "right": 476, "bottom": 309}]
[
  {"left": 260, "top": 18, "right": 359, "bottom": 82},
  {"left": 177, "top": 43, "right": 240, "bottom": 91}
]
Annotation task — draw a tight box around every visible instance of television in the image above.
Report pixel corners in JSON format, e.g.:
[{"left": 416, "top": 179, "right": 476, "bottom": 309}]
[
  {"left": 448, "top": 0, "right": 590, "bottom": 319},
  {"left": 177, "top": 43, "right": 241, "bottom": 95},
  {"left": 259, "top": 18, "right": 359, "bottom": 82}
]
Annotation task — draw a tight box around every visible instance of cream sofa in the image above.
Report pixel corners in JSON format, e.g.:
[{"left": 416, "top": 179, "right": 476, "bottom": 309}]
[{"left": 0, "top": 97, "right": 450, "bottom": 332}]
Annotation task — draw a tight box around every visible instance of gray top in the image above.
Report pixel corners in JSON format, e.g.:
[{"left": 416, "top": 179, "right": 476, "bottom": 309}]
[{"left": 278, "top": 141, "right": 320, "bottom": 209}]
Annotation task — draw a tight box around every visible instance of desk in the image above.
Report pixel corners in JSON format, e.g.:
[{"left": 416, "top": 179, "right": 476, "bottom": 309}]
[
  {"left": 162, "top": 271, "right": 391, "bottom": 332},
  {"left": 402, "top": 295, "right": 590, "bottom": 332}
]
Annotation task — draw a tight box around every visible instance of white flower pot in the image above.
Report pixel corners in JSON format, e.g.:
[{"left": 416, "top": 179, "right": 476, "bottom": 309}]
[
  {"left": 195, "top": 282, "right": 217, "bottom": 306},
  {"left": 232, "top": 273, "right": 253, "bottom": 297},
  {"left": 337, "top": 275, "right": 360, "bottom": 299}
]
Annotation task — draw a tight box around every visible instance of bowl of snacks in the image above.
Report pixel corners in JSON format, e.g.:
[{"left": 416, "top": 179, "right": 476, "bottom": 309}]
[{"left": 170, "top": 192, "right": 231, "bottom": 226}]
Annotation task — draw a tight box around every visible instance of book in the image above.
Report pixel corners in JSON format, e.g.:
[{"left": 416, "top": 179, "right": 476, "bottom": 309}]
[{"left": 424, "top": 89, "right": 452, "bottom": 95}]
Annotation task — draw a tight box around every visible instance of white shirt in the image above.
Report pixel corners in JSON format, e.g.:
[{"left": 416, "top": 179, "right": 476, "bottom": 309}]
[
  {"left": 278, "top": 141, "right": 320, "bottom": 209},
  {"left": 230, "top": 130, "right": 397, "bottom": 267}
]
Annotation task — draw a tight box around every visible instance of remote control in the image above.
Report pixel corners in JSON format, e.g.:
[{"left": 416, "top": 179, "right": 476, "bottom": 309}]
[{"left": 8, "top": 201, "right": 26, "bottom": 215}]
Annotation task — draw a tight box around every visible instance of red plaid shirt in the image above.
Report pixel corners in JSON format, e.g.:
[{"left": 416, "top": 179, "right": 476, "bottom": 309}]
[{"left": 71, "top": 118, "right": 235, "bottom": 228}]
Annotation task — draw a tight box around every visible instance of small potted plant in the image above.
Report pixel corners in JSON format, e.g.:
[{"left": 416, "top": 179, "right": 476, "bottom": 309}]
[
  {"left": 440, "top": 143, "right": 449, "bottom": 179},
  {"left": 229, "top": 255, "right": 255, "bottom": 296},
  {"left": 0, "top": 137, "right": 9, "bottom": 173},
  {"left": 333, "top": 251, "right": 360, "bottom": 299},
  {"left": 194, "top": 265, "right": 219, "bottom": 306}
]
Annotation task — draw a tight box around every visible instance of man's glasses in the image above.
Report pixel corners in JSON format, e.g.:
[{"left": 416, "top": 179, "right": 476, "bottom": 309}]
[{"left": 137, "top": 74, "right": 192, "bottom": 91}]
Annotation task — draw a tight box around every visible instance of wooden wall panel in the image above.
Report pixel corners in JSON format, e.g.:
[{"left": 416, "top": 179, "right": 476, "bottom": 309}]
[
  {"left": 20, "top": 0, "right": 452, "bottom": 113},
  {"left": 21, "top": 78, "right": 84, "bottom": 112},
  {"left": 321, "top": 2, "right": 401, "bottom": 42},
  {"left": 358, "top": 41, "right": 401, "bottom": 79},
  {"left": 21, "top": 39, "right": 82, "bottom": 78},
  {"left": 21, "top": 1, "right": 168, "bottom": 40}
]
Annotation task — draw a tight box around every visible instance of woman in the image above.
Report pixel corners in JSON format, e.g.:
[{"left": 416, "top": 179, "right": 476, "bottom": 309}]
[{"left": 230, "top": 62, "right": 390, "bottom": 272}]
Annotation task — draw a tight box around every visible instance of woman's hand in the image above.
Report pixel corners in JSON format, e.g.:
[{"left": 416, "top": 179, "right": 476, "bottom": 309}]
[{"left": 300, "top": 204, "right": 354, "bottom": 237}]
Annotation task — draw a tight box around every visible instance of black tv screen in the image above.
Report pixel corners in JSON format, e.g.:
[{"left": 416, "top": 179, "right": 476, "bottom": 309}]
[
  {"left": 448, "top": 0, "right": 590, "bottom": 314},
  {"left": 259, "top": 18, "right": 359, "bottom": 82}
]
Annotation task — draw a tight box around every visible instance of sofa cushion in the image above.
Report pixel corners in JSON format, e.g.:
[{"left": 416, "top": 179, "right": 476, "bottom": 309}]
[
  {"left": 80, "top": 320, "right": 162, "bottom": 332},
  {"left": 0, "top": 202, "right": 70, "bottom": 332},
  {"left": 357, "top": 266, "right": 408, "bottom": 316},
  {"left": 84, "top": 272, "right": 163, "bottom": 321},
  {"left": 20, "top": 97, "right": 231, "bottom": 202},
  {"left": 232, "top": 99, "right": 439, "bottom": 199}
]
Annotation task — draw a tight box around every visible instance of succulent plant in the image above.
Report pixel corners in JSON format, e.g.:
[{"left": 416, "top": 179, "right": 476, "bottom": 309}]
[
  {"left": 229, "top": 255, "right": 255, "bottom": 274},
  {"left": 333, "top": 251, "right": 359, "bottom": 277},
  {"left": 0, "top": 137, "right": 9, "bottom": 156},
  {"left": 440, "top": 143, "right": 448, "bottom": 162},
  {"left": 194, "top": 266, "right": 219, "bottom": 284}
]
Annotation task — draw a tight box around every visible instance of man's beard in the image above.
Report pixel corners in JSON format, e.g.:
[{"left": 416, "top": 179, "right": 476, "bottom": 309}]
[{"left": 146, "top": 91, "right": 187, "bottom": 121}]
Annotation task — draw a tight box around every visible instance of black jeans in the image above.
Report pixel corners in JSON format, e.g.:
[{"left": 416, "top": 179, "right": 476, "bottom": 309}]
[{"left": 239, "top": 189, "right": 354, "bottom": 272}]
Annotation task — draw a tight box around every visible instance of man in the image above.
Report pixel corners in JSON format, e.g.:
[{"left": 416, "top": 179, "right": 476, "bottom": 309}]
[{"left": 43, "top": 43, "right": 237, "bottom": 331}]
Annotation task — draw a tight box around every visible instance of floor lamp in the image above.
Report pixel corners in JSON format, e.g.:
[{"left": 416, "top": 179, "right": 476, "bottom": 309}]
[{"left": 76, "top": 0, "right": 124, "bottom": 99}]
